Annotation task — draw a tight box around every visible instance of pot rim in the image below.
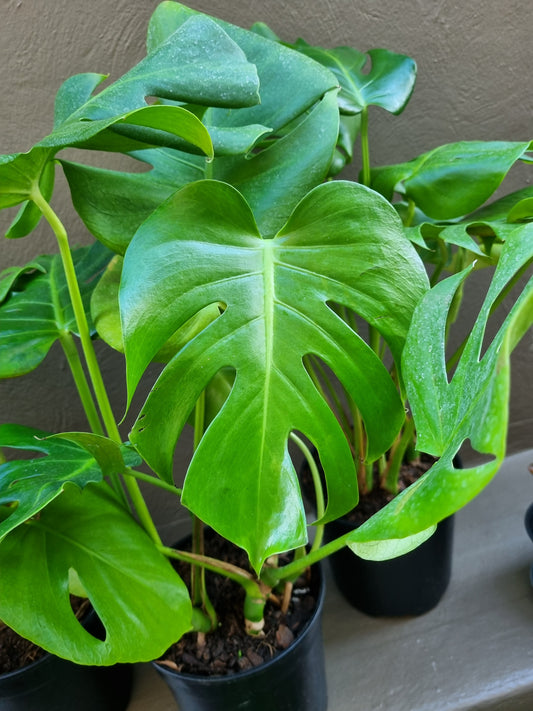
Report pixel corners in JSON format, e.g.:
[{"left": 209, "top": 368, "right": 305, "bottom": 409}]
[{"left": 153, "top": 561, "right": 325, "bottom": 684}]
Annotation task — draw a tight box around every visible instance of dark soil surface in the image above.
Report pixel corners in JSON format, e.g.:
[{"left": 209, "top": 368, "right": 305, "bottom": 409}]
[
  {"left": 342, "top": 456, "right": 435, "bottom": 527},
  {"left": 156, "top": 529, "right": 320, "bottom": 677},
  {"left": 299, "top": 451, "right": 435, "bottom": 527},
  {"left": 0, "top": 597, "right": 90, "bottom": 675}
]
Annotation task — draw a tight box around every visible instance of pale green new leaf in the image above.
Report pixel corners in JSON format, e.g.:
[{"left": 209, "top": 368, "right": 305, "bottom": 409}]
[
  {"left": 121, "top": 179, "right": 428, "bottom": 570},
  {"left": 0, "top": 483, "right": 191, "bottom": 664}
]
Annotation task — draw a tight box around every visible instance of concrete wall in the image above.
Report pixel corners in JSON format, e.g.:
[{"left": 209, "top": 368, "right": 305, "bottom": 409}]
[{"left": 1, "top": 0, "right": 532, "bottom": 460}]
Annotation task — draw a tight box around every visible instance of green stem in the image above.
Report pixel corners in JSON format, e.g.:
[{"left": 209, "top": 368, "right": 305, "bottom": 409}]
[
  {"left": 33, "top": 189, "right": 160, "bottom": 544},
  {"left": 124, "top": 467, "right": 182, "bottom": 496},
  {"left": 404, "top": 198, "right": 416, "bottom": 228},
  {"left": 380, "top": 414, "right": 415, "bottom": 494},
  {"left": 360, "top": 107, "right": 371, "bottom": 187},
  {"left": 290, "top": 433, "right": 324, "bottom": 552},
  {"left": 261, "top": 528, "right": 358, "bottom": 588},
  {"left": 159, "top": 545, "right": 268, "bottom": 633},
  {"left": 58, "top": 332, "right": 104, "bottom": 436},
  {"left": 159, "top": 545, "right": 262, "bottom": 597},
  {"left": 190, "top": 392, "right": 217, "bottom": 627},
  {"left": 429, "top": 239, "right": 449, "bottom": 287},
  {"left": 32, "top": 189, "right": 121, "bottom": 442}
]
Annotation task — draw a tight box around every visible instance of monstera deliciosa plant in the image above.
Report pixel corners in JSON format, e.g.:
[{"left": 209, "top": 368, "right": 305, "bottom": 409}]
[{"left": 0, "top": 0, "right": 531, "bottom": 675}]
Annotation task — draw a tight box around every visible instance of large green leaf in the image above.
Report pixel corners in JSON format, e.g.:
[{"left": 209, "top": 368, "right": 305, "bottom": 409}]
[
  {"left": 0, "top": 14, "right": 261, "bottom": 218},
  {"left": 147, "top": 3, "right": 337, "bottom": 134},
  {"left": 344, "top": 223, "right": 533, "bottom": 556},
  {"left": 62, "top": 5, "right": 340, "bottom": 251},
  {"left": 371, "top": 141, "right": 532, "bottom": 220},
  {"left": 0, "top": 243, "right": 111, "bottom": 377},
  {"left": 62, "top": 148, "right": 204, "bottom": 254},
  {"left": 120, "top": 179, "right": 428, "bottom": 570},
  {"left": 0, "top": 483, "right": 191, "bottom": 664}
]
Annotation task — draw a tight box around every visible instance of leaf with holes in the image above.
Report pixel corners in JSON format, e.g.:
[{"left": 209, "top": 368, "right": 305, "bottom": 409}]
[
  {"left": 343, "top": 223, "right": 533, "bottom": 556},
  {"left": 0, "top": 482, "right": 191, "bottom": 664},
  {"left": 120, "top": 178, "right": 429, "bottom": 571}
]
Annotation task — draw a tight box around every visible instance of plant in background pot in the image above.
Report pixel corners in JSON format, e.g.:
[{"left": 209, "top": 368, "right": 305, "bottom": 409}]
[{"left": 0, "top": 3, "right": 532, "bottom": 710}]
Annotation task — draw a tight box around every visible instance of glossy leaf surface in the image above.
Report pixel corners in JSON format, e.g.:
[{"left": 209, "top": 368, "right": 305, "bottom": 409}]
[
  {"left": 0, "top": 243, "right": 111, "bottom": 377},
  {"left": 344, "top": 223, "right": 533, "bottom": 554},
  {"left": 371, "top": 141, "right": 532, "bottom": 220},
  {"left": 121, "top": 179, "right": 428, "bottom": 570},
  {"left": 0, "top": 483, "right": 191, "bottom": 664}
]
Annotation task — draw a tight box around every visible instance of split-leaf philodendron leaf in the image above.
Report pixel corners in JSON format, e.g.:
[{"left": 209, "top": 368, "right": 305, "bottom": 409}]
[
  {"left": 0, "top": 483, "right": 191, "bottom": 664},
  {"left": 286, "top": 42, "right": 417, "bottom": 117},
  {"left": 120, "top": 179, "right": 429, "bottom": 571},
  {"left": 343, "top": 223, "right": 533, "bottom": 558},
  {"left": 0, "top": 243, "right": 111, "bottom": 377}
]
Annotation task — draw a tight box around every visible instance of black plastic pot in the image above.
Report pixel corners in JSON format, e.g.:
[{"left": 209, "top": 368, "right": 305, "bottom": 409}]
[
  {"left": 524, "top": 501, "right": 533, "bottom": 586},
  {"left": 154, "top": 563, "right": 327, "bottom": 711},
  {"left": 325, "top": 514, "right": 454, "bottom": 616},
  {"left": 0, "top": 651, "right": 132, "bottom": 711},
  {"left": 0, "top": 608, "right": 132, "bottom": 711},
  {"left": 300, "top": 451, "right": 458, "bottom": 617}
]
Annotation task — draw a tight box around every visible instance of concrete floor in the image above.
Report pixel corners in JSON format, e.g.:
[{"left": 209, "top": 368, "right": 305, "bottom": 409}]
[{"left": 127, "top": 448, "right": 533, "bottom": 710}]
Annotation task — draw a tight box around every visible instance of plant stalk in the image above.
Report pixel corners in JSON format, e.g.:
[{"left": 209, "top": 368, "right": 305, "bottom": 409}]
[
  {"left": 360, "top": 107, "right": 371, "bottom": 187},
  {"left": 290, "top": 433, "right": 324, "bottom": 552},
  {"left": 58, "top": 332, "right": 104, "bottom": 436},
  {"left": 32, "top": 188, "right": 161, "bottom": 545}
]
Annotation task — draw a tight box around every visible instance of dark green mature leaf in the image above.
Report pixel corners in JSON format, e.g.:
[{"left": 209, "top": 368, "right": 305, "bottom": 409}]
[
  {"left": 63, "top": 4, "right": 340, "bottom": 251},
  {"left": 0, "top": 425, "right": 105, "bottom": 538},
  {"left": 213, "top": 89, "right": 340, "bottom": 236},
  {"left": 288, "top": 42, "right": 416, "bottom": 116},
  {"left": 121, "top": 179, "right": 428, "bottom": 570},
  {"left": 1, "top": 14, "right": 260, "bottom": 217},
  {"left": 147, "top": 3, "right": 337, "bottom": 134},
  {"left": 62, "top": 148, "right": 204, "bottom": 254},
  {"left": 370, "top": 140, "right": 532, "bottom": 220},
  {"left": 0, "top": 483, "right": 191, "bottom": 664},
  {"left": 344, "top": 223, "right": 533, "bottom": 558},
  {"left": 0, "top": 243, "right": 111, "bottom": 377}
]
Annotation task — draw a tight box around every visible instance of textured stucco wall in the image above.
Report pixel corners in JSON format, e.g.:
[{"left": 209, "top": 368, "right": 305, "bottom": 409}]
[{"left": 1, "top": 0, "right": 532, "bottom": 477}]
